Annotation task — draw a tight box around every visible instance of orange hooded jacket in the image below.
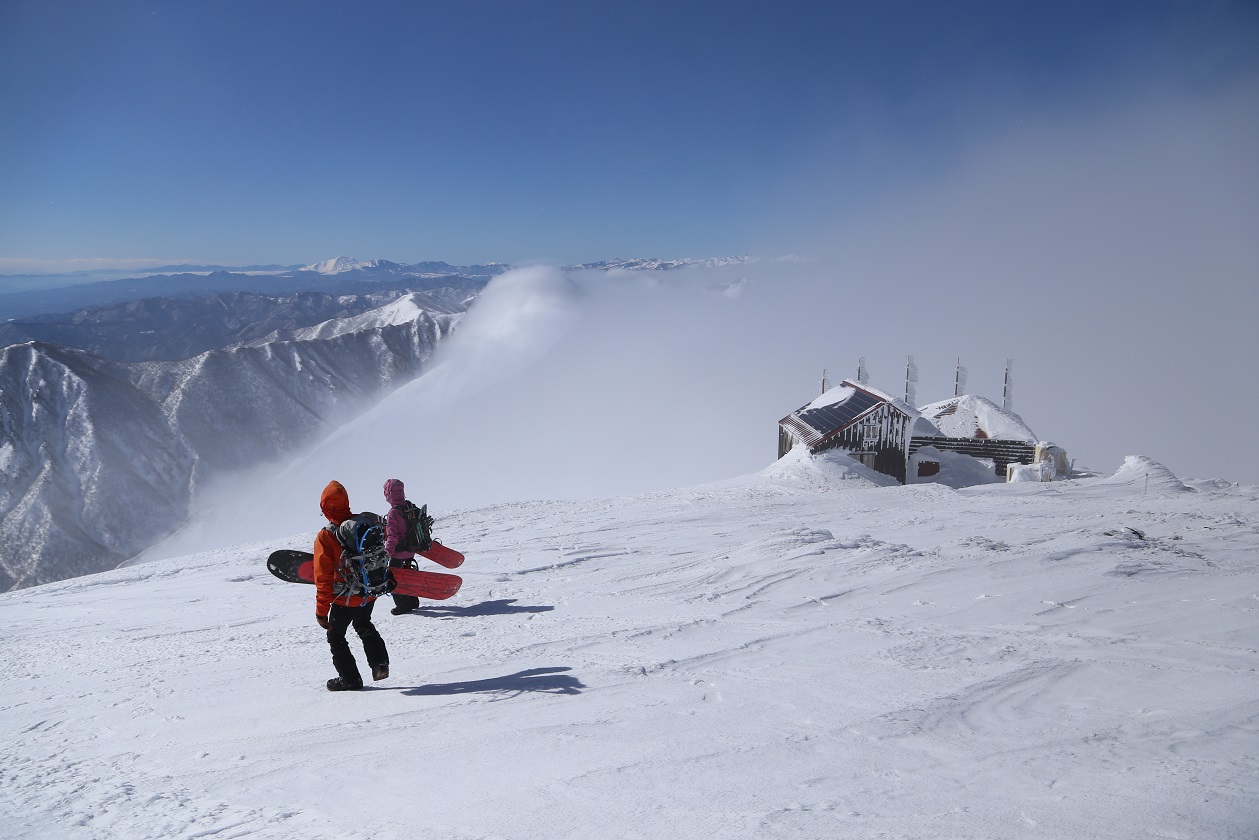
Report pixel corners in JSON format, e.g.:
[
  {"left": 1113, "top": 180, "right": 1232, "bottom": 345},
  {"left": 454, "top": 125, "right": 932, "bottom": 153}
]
[{"left": 314, "top": 480, "right": 374, "bottom": 618}]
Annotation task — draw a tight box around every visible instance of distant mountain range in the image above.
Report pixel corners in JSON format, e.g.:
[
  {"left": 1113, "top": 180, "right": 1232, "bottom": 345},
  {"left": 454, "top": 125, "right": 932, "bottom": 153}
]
[
  {"left": 0, "top": 259, "right": 506, "bottom": 321},
  {"left": 568, "top": 256, "right": 757, "bottom": 271},
  {"left": 0, "top": 256, "right": 758, "bottom": 320}
]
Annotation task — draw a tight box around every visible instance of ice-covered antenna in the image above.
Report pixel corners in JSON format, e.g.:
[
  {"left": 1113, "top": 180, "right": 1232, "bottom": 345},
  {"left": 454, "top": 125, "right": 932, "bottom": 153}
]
[
  {"left": 1003, "top": 359, "right": 1014, "bottom": 410},
  {"left": 905, "top": 355, "right": 918, "bottom": 407},
  {"left": 954, "top": 358, "right": 967, "bottom": 397},
  {"left": 857, "top": 357, "right": 869, "bottom": 385}
]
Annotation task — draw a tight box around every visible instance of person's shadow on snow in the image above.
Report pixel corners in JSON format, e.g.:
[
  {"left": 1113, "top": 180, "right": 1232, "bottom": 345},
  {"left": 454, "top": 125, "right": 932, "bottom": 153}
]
[
  {"left": 403, "top": 667, "right": 584, "bottom": 698},
  {"left": 410, "top": 599, "right": 554, "bottom": 618}
]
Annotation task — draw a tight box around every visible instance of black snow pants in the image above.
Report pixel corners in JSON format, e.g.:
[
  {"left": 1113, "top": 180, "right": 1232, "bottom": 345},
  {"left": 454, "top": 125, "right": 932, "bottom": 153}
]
[
  {"left": 389, "top": 559, "right": 420, "bottom": 613},
  {"left": 326, "top": 600, "right": 388, "bottom": 685}
]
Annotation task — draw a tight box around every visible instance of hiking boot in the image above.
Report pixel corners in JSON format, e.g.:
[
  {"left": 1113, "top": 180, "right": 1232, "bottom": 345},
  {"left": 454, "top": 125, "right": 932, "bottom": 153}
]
[
  {"left": 390, "top": 606, "right": 412, "bottom": 615},
  {"left": 372, "top": 664, "right": 389, "bottom": 681},
  {"left": 326, "top": 677, "right": 363, "bottom": 692}
]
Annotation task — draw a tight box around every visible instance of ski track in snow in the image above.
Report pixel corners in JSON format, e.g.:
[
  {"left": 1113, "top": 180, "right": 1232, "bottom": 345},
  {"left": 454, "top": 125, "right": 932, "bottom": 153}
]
[{"left": 2, "top": 466, "right": 1258, "bottom": 839}]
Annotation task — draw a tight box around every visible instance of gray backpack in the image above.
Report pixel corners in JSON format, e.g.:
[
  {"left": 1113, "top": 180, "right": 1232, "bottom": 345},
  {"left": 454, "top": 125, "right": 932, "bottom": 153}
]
[{"left": 329, "top": 513, "right": 395, "bottom": 598}]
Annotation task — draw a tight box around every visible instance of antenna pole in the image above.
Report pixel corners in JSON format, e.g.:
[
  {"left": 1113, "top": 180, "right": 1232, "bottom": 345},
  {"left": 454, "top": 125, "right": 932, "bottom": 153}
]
[
  {"left": 1003, "top": 358, "right": 1014, "bottom": 410},
  {"left": 953, "top": 358, "right": 968, "bottom": 397},
  {"left": 904, "top": 354, "right": 918, "bottom": 407}
]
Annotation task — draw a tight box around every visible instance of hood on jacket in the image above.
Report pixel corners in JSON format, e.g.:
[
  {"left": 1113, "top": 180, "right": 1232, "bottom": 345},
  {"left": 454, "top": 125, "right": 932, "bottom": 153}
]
[
  {"left": 383, "top": 478, "right": 406, "bottom": 506},
  {"left": 320, "top": 480, "right": 352, "bottom": 525}
]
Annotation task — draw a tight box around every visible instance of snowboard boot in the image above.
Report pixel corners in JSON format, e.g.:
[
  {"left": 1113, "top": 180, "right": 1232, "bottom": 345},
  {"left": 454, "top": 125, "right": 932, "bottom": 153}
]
[
  {"left": 372, "top": 664, "right": 389, "bottom": 681},
  {"left": 326, "top": 677, "right": 363, "bottom": 692}
]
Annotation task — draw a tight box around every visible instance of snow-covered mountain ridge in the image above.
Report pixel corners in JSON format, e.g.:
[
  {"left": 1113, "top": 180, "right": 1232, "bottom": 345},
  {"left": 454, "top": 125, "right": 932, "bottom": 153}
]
[
  {"left": 0, "top": 288, "right": 469, "bottom": 362},
  {"left": 0, "top": 293, "right": 465, "bottom": 591},
  {"left": 2, "top": 452, "right": 1255, "bottom": 838},
  {"left": 302, "top": 256, "right": 388, "bottom": 274}
]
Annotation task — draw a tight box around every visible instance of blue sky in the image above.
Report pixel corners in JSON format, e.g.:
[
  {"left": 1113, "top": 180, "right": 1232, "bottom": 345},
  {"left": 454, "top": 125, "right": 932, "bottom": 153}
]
[{"left": 1, "top": 1, "right": 1256, "bottom": 270}]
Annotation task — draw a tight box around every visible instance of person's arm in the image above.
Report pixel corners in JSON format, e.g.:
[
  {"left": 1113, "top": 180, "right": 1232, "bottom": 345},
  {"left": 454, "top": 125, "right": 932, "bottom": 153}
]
[
  {"left": 384, "top": 507, "right": 404, "bottom": 557},
  {"left": 313, "top": 527, "right": 339, "bottom": 621}
]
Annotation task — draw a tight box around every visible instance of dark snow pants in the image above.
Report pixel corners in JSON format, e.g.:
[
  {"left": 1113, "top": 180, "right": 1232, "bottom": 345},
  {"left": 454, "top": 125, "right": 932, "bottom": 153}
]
[
  {"left": 389, "top": 559, "right": 420, "bottom": 613},
  {"left": 326, "top": 600, "right": 388, "bottom": 685}
]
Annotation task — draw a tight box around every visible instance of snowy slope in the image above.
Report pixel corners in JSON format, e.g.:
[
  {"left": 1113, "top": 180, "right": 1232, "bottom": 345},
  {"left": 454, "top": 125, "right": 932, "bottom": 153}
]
[{"left": 2, "top": 452, "right": 1256, "bottom": 839}]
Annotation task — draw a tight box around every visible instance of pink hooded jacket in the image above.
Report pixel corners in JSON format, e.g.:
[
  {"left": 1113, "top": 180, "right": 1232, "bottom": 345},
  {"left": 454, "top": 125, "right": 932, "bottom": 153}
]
[{"left": 383, "top": 478, "right": 415, "bottom": 560}]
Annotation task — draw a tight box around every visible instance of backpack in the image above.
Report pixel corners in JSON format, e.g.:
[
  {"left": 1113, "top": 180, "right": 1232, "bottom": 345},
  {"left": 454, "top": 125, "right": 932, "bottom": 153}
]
[
  {"left": 329, "top": 513, "right": 395, "bottom": 598},
  {"left": 392, "top": 501, "right": 434, "bottom": 554}
]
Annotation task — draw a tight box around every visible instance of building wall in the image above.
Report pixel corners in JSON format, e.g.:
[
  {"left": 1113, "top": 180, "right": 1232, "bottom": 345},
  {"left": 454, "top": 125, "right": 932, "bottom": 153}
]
[
  {"left": 908, "top": 436, "right": 1035, "bottom": 476},
  {"left": 778, "top": 427, "right": 801, "bottom": 459},
  {"left": 811, "top": 403, "right": 911, "bottom": 484}
]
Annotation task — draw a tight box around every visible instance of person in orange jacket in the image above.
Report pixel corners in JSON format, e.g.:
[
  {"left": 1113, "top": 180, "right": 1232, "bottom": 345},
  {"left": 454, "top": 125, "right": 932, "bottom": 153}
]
[{"left": 315, "top": 480, "right": 389, "bottom": 691}]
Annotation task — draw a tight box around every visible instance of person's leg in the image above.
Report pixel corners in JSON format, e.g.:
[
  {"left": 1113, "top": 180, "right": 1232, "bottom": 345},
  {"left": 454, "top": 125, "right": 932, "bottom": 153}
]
[
  {"left": 391, "top": 593, "right": 420, "bottom": 613},
  {"left": 352, "top": 599, "right": 389, "bottom": 679},
  {"left": 327, "top": 604, "right": 363, "bottom": 687},
  {"left": 389, "top": 560, "right": 420, "bottom": 613}
]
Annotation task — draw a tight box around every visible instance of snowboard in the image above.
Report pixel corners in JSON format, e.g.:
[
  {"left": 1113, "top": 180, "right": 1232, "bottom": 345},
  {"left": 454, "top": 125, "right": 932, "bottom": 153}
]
[
  {"left": 419, "top": 540, "right": 464, "bottom": 569},
  {"left": 266, "top": 549, "right": 462, "bottom": 600}
]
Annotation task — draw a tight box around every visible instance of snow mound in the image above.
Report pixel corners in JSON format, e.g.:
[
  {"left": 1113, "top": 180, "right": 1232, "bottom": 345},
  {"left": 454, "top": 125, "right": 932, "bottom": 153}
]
[
  {"left": 910, "top": 445, "right": 1005, "bottom": 489},
  {"left": 918, "top": 394, "right": 1036, "bottom": 441},
  {"left": 1095, "top": 455, "right": 1188, "bottom": 493},
  {"left": 760, "top": 444, "right": 899, "bottom": 490}
]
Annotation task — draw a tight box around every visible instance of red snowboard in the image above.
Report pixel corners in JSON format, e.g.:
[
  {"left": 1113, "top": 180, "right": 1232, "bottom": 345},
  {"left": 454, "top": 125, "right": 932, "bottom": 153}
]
[
  {"left": 419, "top": 540, "right": 464, "bottom": 569},
  {"left": 266, "top": 549, "right": 462, "bottom": 600}
]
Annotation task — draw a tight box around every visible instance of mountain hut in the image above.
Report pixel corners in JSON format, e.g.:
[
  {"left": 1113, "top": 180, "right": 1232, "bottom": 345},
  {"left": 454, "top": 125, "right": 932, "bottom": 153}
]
[
  {"left": 777, "top": 379, "right": 915, "bottom": 483},
  {"left": 778, "top": 381, "right": 1041, "bottom": 484}
]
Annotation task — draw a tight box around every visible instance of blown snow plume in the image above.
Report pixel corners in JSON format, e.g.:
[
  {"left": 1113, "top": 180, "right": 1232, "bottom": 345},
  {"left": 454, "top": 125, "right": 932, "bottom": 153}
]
[
  {"left": 379, "top": 263, "right": 582, "bottom": 412},
  {"left": 148, "top": 265, "right": 582, "bottom": 557}
]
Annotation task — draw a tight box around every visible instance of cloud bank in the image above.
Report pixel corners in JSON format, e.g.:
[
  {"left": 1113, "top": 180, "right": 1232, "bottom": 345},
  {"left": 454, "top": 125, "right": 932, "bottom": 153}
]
[{"left": 148, "top": 78, "right": 1258, "bottom": 560}]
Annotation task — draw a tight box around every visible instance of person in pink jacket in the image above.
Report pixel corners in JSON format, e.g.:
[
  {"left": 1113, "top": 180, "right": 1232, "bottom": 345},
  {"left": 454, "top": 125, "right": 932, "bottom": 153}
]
[{"left": 383, "top": 478, "right": 421, "bottom": 615}]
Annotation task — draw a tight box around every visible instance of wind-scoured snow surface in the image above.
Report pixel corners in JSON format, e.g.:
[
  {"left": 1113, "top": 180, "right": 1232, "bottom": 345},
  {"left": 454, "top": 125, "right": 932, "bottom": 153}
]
[{"left": 3, "top": 452, "right": 1256, "bottom": 839}]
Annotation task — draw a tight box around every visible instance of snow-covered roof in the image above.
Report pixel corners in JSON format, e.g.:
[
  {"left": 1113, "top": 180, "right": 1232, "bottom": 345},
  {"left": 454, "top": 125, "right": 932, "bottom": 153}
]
[
  {"left": 784, "top": 379, "right": 915, "bottom": 446},
  {"left": 916, "top": 394, "right": 1036, "bottom": 442}
]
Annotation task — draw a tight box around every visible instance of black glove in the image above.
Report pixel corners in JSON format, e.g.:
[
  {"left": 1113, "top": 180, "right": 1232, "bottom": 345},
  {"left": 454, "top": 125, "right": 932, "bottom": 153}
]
[{"left": 316, "top": 614, "right": 329, "bottom": 630}]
